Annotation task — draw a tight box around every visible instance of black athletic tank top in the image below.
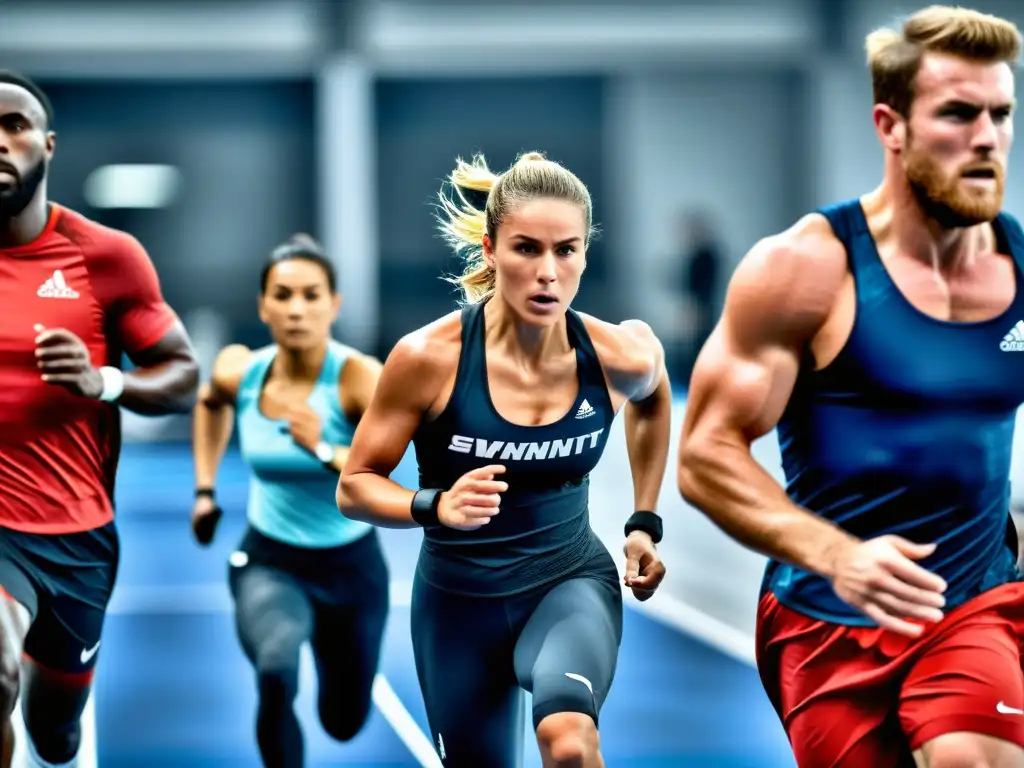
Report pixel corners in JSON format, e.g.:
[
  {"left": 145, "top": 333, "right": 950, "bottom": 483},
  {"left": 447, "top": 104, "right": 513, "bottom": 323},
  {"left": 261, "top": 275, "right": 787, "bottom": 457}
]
[{"left": 412, "top": 299, "right": 616, "bottom": 596}]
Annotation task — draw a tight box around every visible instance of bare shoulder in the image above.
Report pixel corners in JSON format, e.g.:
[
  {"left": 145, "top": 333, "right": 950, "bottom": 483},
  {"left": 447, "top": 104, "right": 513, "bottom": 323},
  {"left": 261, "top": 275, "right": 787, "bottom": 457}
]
[
  {"left": 338, "top": 346, "right": 383, "bottom": 381},
  {"left": 203, "top": 343, "right": 252, "bottom": 404},
  {"left": 726, "top": 212, "right": 848, "bottom": 346},
  {"left": 576, "top": 312, "right": 664, "bottom": 400},
  {"left": 336, "top": 346, "right": 384, "bottom": 418},
  {"left": 577, "top": 313, "right": 660, "bottom": 371},
  {"left": 388, "top": 310, "right": 462, "bottom": 372},
  {"left": 376, "top": 310, "right": 464, "bottom": 408}
]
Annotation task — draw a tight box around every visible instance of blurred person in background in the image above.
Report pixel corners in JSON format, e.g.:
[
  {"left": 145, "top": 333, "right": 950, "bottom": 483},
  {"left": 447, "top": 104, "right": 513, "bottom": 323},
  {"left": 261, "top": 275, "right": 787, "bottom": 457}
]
[
  {"left": 338, "top": 151, "right": 671, "bottom": 767},
  {"left": 0, "top": 70, "right": 199, "bottom": 768},
  {"left": 679, "top": 6, "right": 1024, "bottom": 767},
  {"left": 677, "top": 210, "right": 723, "bottom": 378},
  {"left": 190, "top": 234, "right": 388, "bottom": 768}
]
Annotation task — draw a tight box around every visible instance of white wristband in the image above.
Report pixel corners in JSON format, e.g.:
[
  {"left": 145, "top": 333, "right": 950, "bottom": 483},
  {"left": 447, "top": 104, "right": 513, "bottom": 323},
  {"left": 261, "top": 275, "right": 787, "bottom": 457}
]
[{"left": 97, "top": 366, "right": 125, "bottom": 403}]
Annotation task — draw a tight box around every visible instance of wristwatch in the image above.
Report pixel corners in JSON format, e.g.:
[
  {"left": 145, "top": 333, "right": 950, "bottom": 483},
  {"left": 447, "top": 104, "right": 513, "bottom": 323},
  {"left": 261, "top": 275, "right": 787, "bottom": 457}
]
[{"left": 314, "top": 441, "right": 335, "bottom": 466}]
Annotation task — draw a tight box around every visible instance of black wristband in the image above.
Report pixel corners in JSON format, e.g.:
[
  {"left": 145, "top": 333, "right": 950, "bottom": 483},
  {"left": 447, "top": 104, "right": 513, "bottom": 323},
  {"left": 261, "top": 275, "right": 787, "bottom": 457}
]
[
  {"left": 411, "top": 489, "right": 442, "bottom": 527},
  {"left": 624, "top": 510, "right": 663, "bottom": 544},
  {"left": 195, "top": 487, "right": 215, "bottom": 500}
]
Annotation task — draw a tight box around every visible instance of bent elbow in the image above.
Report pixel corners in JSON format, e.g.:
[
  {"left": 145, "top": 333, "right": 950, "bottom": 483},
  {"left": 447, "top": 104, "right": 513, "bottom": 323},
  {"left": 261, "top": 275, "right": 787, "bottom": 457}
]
[
  {"left": 336, "top": 474, "right": 365, "bottom": 521},
  {"left": 176, "top": 360, "right": 201, "bottom": 411},
  {"left": 677, "top": 442, "right": 713, "bottom": 511},
  {"left": 161, "top": 357, "right": 201, "bottom": 413},
  {"left": 336, "top": 474, "right": 354, "bottom": 512}
]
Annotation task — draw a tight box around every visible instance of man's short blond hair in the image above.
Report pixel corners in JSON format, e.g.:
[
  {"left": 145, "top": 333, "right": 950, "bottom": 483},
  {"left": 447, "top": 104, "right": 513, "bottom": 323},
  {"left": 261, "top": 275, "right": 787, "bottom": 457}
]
[{"left": 866, "top": 5, "right": 1021, "bottom": 115}]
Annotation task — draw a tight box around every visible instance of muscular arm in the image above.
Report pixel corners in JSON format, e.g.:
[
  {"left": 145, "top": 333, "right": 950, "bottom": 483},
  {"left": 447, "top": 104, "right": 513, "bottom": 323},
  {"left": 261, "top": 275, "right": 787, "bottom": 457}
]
[
  {"left": 91, "top": 230, "right": 200, "bottom": 414},
  {"left": 327, "top": 353, "right": 384, "bottom": 474},
  {"left": 677, "top": 222, "right": 857, "bottom": 579},
  {"left": 600, "top": 319, "right": 673, "bottom": 513},
  {"left": 192, "top": 345, "right": 250, "bottom": 490},
  {"left": 119, "top": 321, "right": 200, "bottom": 415},
  {"left": 337, "top": 330, "right": 453, "bottom": 527}
]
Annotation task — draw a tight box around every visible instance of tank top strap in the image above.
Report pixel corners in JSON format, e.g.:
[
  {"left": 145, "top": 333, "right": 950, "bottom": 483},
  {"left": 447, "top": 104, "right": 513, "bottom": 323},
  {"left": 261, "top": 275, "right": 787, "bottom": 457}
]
[
  {"left": 447, "top": 301, "right": 486, "bottom": 411},
  {"left": 320, "top": 341, "right": 350, "bottom": 385},
  {"left": 564, "top": 309, "right": 615, "bottom": 411},
  {"left": 816, "top": 199, "right": 892, "bottom": 307},
  {"left": 237, "top": 345, "right": 275, "bottom": 404},
  {"left": 564, "top": 310, "right": 599, "bottom": 378},
  {"left": 996, "top": 211, "right": 1024, "bottom": 276}
]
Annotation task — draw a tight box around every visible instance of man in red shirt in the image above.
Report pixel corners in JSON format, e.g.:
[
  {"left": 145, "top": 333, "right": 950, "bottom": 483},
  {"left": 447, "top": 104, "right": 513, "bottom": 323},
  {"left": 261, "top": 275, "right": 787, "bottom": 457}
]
[{"left": 0, "top": 71, "right": 199, "bottom": 767}]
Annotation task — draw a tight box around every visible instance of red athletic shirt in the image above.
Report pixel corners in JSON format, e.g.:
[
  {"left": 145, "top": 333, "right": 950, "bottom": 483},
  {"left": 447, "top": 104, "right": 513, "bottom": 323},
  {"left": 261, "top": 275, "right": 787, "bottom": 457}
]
[{"left": 0, "top": 203, "right": 178, "bottom": 533}]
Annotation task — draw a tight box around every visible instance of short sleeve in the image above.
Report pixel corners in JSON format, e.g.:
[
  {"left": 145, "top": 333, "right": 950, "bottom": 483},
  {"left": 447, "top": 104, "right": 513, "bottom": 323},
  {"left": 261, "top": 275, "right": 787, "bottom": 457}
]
[{"left": 83, "top": 230, "right": 178, "bottom": 356}]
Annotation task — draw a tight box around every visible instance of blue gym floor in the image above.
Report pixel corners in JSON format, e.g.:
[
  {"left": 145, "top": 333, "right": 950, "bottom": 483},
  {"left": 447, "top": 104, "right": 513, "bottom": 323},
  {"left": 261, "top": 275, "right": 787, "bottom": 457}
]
[{"left": 94, "top": 443, "right": 796, "bottom": 767}]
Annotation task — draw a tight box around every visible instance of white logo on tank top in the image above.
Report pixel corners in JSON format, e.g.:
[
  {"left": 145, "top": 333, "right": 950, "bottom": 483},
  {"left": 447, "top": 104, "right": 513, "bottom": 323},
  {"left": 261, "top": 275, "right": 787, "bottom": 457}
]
[
  {"left": 447, "top": 429, "right": 605, "bottom": 461},
  {"left": 1000, "top": 320, "right": 1024, "bottom": 351},
  {"left": 575, "top": 399, "right": 595, "bottom": 419}
]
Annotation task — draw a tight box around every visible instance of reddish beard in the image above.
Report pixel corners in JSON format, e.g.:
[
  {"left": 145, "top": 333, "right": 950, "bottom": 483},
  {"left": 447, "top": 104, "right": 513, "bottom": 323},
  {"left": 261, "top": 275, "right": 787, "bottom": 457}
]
[{"left": 903, "top": 140, "right": 1004, "bottom": 228}]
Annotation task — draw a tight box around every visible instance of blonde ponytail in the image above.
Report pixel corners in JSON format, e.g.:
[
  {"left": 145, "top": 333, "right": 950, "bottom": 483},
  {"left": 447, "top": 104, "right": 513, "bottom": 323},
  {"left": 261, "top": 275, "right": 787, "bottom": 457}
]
[
  {"left": 435, "top": 150, "right": 593, "bottom": 305},
  {"left": 436, "top": 154, "right": 499, "bottom": 304}
]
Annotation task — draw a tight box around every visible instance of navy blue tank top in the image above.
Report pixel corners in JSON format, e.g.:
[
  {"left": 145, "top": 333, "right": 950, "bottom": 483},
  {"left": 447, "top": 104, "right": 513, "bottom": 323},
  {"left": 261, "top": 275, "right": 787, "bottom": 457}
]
[
  {"left": 412, "top": 300, "right": 616, "bottom": 596},
  {"left": 764, "top": 200, "right": 1024, "bottom": 624}
]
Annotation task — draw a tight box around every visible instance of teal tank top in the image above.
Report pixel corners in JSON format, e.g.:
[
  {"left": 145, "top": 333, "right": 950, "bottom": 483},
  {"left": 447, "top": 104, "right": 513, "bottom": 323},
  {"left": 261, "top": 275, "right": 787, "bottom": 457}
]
[{"left": 235, "top": 341, "right": 372, "bottom": 548}]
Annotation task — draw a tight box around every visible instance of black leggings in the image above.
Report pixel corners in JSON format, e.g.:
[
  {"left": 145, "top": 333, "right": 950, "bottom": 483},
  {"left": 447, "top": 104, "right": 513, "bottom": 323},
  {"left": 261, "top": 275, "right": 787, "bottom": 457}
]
[
  {"left": 411, "top": 558, "right": 623, "bottom": 767},
  {"left": 229, "top": 527, "right": 389, "bottom": 768}
]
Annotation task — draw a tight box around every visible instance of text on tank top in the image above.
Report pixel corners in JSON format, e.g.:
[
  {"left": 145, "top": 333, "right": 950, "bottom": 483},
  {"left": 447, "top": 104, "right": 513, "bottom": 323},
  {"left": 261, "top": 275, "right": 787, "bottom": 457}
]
[{"left": 412, "top": 300, "right": 616, "bottom": 596}]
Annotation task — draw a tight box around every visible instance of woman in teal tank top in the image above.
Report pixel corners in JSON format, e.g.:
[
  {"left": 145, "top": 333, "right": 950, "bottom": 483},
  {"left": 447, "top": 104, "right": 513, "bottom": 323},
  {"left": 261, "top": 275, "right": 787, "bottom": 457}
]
[{"left": 190, "top": 234, "right": 389, "bottom": 768}]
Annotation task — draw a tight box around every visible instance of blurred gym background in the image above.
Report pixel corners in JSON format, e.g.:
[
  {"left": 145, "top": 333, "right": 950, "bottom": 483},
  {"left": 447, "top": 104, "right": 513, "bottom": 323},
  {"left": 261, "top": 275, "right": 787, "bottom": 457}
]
[{"left": 6, "top": 0, "right": 1024, "bottom": 765}]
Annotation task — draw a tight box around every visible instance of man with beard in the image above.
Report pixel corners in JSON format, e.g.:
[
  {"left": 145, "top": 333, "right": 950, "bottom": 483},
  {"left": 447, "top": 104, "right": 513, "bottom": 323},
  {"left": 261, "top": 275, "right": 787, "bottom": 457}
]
[
  {"left": 0, "top": 71, "right": 199, "bottom": 767},
  {"left": 677, "top": 6, "right": 1024, "bottom": 768}
]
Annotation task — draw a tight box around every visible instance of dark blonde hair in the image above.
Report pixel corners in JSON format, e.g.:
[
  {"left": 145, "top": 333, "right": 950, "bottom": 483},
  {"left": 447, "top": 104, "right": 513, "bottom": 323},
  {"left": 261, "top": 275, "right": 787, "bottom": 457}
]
[
  {"left": 435, "top": 151, "right": 594, "bottom": 304},
  {"left": 866, "top": 5, "right": 1021, "bottom": 116}
]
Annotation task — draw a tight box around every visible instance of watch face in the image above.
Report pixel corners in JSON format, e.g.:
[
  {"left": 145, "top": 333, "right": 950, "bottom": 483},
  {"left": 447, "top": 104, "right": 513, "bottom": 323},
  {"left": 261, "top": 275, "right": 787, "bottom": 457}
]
[{"left": 316, "top": 443, "right": 333, "bottom": 462}]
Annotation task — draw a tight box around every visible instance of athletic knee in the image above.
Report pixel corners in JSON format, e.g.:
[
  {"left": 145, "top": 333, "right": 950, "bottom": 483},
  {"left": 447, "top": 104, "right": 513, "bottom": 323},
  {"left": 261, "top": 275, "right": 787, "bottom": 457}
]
[
  {"left": 318, "top": 685, "right": 373, "bottom": 742},
  {"left": 319, "top": 707, "right": 368, "bottom": 743},
  {"left": 530, "top": 670, "right": 600, "bottom": 733},
  {"left": 536, "top": 713, "right": 599, "bottom": 767},
  {"left": 24, "top": 717, "right": 81, "bottom": 765},
  {"left": 253, "top": 632, "right": 302, "bottom": 686}
]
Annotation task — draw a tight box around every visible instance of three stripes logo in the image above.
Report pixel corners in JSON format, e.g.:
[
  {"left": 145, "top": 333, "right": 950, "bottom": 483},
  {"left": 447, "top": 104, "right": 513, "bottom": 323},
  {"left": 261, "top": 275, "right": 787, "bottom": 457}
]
[
  {"left": 575, "top": 399, "right": 595, "bottom": 419},
  {"left": 1001, "top": 320, "right": 1024, "bottom": 352},
  {"left": 37, "top": 270, "right": 79, "bottom": 300}
]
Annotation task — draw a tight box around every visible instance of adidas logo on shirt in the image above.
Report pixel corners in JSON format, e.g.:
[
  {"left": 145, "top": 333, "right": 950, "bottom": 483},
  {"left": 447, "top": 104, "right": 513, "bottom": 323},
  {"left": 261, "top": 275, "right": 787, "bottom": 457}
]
[
  {"left": 1000, "top": 320, "right": 1024, "bottom": 352},
  {"left": 575, "top": 399, "right": 595, "bottom": 420},
  {"left": 37, "top": 270, "right": 79, "bottom": 300}
]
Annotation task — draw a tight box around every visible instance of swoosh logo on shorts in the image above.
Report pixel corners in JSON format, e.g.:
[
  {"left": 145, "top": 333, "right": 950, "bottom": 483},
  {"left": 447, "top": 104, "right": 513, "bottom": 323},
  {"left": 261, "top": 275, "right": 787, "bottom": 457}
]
[
  {"left": 997, "top": 701, "right": 1024, "bottom": 715},
  {"left": 80, "top": 642, "right": 100, "bottom": 664},
  {"left": 564, "top": 673, "right": 593, "bottom": 694}
]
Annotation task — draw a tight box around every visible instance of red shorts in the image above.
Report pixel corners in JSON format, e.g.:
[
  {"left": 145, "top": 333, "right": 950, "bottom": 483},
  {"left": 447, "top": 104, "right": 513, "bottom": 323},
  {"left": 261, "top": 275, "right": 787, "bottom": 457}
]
[{"left": 756, "top": 582, "right": 1024, "bottom": 768}]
